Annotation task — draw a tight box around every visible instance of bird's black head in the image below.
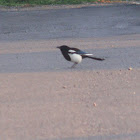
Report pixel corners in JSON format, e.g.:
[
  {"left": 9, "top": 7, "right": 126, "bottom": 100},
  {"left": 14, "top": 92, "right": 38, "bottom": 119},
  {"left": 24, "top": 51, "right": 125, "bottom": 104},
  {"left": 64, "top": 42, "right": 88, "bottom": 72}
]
[
  {"left": 57, "top": 45, "right": 70, "bottom": 50},
  {"left": 57, "top": 45, "right": 71, "bottom": 61}
]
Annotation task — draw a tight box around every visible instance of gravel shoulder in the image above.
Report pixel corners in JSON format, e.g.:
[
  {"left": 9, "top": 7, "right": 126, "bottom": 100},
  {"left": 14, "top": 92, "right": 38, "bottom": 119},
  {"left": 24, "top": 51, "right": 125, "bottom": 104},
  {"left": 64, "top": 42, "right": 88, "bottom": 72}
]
[{"left": 1, "top": 34, "right": 140, "bottom": 140}]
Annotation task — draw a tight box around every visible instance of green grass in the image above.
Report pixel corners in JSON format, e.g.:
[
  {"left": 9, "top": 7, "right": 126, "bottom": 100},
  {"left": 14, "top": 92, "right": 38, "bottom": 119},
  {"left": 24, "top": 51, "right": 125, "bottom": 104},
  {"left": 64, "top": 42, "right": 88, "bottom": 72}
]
[
  {"left": 0, "top": 0, "right": 98, "bottom": 6},
  {"left": 0, "top": 0, "right": 137, "bottom": 6}
]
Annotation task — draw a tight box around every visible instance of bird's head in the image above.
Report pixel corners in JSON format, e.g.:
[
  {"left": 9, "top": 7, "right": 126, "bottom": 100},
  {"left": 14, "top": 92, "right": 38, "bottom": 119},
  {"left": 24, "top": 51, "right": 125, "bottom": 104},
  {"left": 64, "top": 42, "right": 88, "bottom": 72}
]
[{"left": 57, "top": 45, "right": 70, "bottom": 50}]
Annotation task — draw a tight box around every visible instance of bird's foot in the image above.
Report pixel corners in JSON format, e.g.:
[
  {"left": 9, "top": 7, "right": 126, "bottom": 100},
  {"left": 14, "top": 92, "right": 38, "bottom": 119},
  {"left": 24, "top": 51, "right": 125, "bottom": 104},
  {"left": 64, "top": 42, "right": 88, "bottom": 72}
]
[{"left": 71, "top": 63, "right": 77, "bottom": 68}]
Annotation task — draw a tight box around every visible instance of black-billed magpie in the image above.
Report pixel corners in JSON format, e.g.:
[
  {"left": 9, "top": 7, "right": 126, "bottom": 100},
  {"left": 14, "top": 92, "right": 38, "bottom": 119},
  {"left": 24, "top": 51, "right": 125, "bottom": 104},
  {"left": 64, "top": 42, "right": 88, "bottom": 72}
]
[{"left": 57, "top": 45, "right": 105, "bottom": 68}]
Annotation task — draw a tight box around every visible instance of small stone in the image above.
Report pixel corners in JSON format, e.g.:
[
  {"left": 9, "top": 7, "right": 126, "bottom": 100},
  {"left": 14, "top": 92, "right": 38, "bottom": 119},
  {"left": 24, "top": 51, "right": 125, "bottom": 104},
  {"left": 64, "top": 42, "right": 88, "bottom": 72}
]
[
  {"left": 93, "top": 103, "right": 97, "bottom": 107},
  {"left": 128, "top": 67, "right": 133, "bottom": 71},
  {"left": 133, "top": 92, "right": 136, "bottom": 94},
  {"left": 62, "top": 86, "right": 66, "bottom": 89}
]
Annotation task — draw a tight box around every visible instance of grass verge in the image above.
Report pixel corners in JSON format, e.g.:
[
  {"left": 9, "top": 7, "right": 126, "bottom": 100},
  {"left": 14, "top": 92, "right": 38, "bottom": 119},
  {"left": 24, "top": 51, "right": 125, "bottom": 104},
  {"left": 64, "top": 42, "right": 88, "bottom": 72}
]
[
  {"left": 0, "top": 0, "right": 135, "bottom": 6},
  {"left": 0, "top": 0, "right": 98, "bottom": 6}
]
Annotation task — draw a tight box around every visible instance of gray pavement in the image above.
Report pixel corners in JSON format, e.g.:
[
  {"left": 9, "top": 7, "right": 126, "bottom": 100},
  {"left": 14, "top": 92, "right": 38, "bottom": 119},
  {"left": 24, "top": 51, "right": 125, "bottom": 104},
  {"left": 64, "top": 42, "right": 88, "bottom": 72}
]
[
  {"left": 0, "top": 45, "right": 140, "bottom": 73},
  {"left": 0, "top": 4, "right": 140, "bottom": 73},
  {"left": 0, "top": 4, "right": 140, "bottom": 41}
]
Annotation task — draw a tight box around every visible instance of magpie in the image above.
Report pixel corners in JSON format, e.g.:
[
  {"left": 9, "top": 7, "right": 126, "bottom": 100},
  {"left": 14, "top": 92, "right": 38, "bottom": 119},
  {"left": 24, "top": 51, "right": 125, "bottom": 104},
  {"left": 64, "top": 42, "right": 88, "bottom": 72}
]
[{"left": 57, "top": 45, "right": 105, "bottom": 68}]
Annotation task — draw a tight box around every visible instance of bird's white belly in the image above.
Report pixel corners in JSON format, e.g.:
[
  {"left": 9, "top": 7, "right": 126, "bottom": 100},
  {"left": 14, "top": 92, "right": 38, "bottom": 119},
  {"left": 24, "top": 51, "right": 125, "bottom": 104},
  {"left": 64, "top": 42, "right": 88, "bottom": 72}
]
[{"left": 69, "top": 54, "right": 82, "bottom": 64}]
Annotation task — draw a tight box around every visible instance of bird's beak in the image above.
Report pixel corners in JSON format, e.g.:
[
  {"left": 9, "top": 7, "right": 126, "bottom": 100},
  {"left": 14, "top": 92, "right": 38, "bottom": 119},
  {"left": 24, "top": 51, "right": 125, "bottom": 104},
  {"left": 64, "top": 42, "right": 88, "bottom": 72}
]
[{"left": 56, "top": 46, "right": 60, "bottom": 49}]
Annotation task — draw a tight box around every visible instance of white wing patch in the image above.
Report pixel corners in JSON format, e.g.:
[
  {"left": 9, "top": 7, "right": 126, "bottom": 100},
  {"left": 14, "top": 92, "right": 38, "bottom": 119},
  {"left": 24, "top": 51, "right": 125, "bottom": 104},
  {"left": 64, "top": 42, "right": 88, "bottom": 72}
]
[{"left": 68, "top": 50, "right": 76, "bottom": 53}]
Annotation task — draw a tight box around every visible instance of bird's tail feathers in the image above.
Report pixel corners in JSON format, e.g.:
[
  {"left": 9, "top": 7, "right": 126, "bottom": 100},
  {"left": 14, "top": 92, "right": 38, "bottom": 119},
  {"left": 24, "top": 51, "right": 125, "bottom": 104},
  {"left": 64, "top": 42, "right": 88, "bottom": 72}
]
[{"left": 86, "top": 56, "right": 105, "bottom": 61}]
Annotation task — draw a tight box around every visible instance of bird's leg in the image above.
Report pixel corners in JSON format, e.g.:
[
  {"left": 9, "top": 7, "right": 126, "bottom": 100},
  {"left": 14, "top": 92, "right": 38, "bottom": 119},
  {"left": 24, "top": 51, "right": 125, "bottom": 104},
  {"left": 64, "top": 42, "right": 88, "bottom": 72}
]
[{"left": 71, "top": 63, "right": 77, "bottom": 68}]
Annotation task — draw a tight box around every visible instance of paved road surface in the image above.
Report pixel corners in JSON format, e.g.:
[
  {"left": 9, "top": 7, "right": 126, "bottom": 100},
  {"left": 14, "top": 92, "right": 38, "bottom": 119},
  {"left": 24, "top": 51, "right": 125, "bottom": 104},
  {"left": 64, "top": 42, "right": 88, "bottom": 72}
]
[
  {"left": 0, "top": 4, "right": 140, "bottom": 140},
  {"left": 0, "top": 4, "right": 140, "bottom": 73},
  {"left": 0, "top": 4, "right": 140, "bottom": 42}
]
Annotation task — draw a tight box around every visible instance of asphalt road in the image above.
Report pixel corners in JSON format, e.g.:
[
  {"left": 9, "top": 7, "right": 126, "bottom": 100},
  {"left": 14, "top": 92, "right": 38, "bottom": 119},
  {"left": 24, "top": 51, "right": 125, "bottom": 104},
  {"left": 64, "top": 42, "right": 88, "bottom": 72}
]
[
  {"left": 0, "top": 4, "right": 140, "bottom": 73},
  {"left": 0, "top": 4, "right": 140, "bottom": 41},
  {"left": 0, "top": 3, "right": 140, "bottom": 140}
]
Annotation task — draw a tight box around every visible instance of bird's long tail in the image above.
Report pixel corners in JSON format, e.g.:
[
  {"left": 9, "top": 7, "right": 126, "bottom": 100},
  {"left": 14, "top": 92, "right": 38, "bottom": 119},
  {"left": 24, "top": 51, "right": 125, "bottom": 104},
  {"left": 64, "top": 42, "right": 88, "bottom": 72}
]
[{"left": 86, "top": 56, "right": 105, "bottom": 61}]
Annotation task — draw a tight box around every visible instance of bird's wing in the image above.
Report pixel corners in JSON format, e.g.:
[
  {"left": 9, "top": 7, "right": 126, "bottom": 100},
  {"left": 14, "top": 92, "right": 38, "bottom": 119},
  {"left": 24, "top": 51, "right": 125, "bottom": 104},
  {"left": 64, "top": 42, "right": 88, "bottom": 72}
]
[
  {"left": 71, "top": 48, "right": 93, "bottom": 56},
  {"left": 68, "top": 48, "right": 93, "bottom": 56},
  {"left": 77, "top": 50, "right": 93, "bottom": 56}
]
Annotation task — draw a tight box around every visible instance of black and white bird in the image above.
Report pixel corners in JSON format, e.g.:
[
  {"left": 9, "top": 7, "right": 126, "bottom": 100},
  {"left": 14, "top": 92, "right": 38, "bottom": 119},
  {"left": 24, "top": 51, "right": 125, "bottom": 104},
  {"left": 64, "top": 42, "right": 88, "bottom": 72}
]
[{"left": 57, "top": 45, "right": 105, "bottom": 68}]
